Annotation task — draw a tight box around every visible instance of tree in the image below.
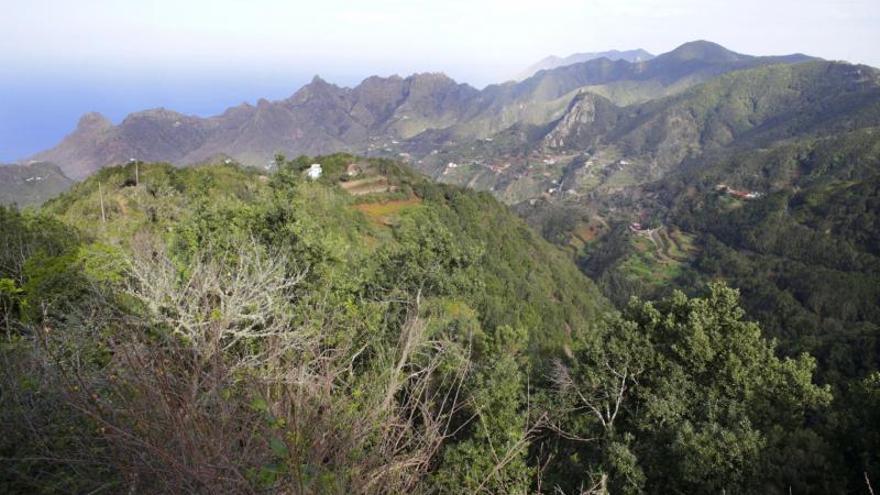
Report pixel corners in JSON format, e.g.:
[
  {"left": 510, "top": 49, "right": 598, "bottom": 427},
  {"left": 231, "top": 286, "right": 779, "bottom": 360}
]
[{"left": 544, "top": 284, "right": 831, "bottom": 494}]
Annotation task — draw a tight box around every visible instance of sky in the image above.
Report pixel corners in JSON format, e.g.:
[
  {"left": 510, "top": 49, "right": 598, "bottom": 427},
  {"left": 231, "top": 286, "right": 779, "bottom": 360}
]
[{"left": 1, "top": 0, "right": 879, "bottom": 161}]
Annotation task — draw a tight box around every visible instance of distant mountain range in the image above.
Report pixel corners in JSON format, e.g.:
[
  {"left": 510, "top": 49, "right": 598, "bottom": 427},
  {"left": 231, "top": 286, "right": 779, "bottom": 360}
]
[
  {"left": 29, "top": 41, "right": 819, "bottom": 180},
  {"left": 514, "top": 49, "right": 655, "bottom": 81}
]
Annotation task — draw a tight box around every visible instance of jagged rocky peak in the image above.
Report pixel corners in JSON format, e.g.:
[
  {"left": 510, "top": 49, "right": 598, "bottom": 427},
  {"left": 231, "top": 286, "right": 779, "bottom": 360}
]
[
  {"left": 308, "top": 74, "right": 332, "bottom": 86},
  {"left": 564, "top": 91, "right": 604, "bottom": 120},
  {"left": 543, "top": 91, "right": 619, "bottom": 150},
  {"left": 407, "top": 72, "right": 456, "bottom": 84},
  {"left": 404, "top": 72, "right": 465, "bottom": 95},
  {"left": 288, "top": 75, "right": 347, "bottom": 103},
  {"left": 359, "top": 74, "right": 405, "bottom": 86},
  {"left": 76, "top": 112, "right": 112, "bottom": 132}
]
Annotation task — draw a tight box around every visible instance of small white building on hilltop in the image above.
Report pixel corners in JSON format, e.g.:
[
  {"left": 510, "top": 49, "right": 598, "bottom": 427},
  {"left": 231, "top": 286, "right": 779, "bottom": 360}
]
[{"left": 306, "top": 163, "right": 323, "bottom": 180}]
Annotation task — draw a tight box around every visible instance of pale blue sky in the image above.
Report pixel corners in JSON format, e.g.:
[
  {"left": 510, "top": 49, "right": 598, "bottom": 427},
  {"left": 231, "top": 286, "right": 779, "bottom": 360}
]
[
  {"left": 3, "top": 0, "right": 879, "bottom": 81},
  {"left": 1, "top": 0, "right": 879, "bottom": 160}
]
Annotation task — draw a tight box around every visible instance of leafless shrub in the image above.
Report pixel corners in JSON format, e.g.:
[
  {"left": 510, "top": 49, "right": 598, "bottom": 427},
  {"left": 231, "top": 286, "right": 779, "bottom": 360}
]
[
  {"left": 549, "top": 357, "right": 636, "bottom": 435},
  {"left": 126, "top": 237, "right": 308, "bottom": 364},
  {"left": 7, "top": 237, "right": 467, "bottom": 494},
  {"left": 551, "top": 474, "right": 608, "bottom": 495}
]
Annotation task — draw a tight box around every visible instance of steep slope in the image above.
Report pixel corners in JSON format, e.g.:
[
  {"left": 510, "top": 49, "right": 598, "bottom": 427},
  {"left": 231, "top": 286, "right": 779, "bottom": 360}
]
[
  {"left": 33, "top": 109, "right": 210, "bottom": 179},
  {"left": 428, "top": 60, "right": 879, "bottom": 204},
  {"left": 542, "top": 91, "right": 621, "bottom": 150},
  {"left": 415, "top": 59, "right": 880, "bottom": 377},
  {"left": 505, "top": 65, "right": 880, "bottom": 438},
  {"left": 0, "top": 162, "right": 73, "bottom": 206},
  {"left": 401, "top": 41, "right": 814, "bottom": 141},
  {"left": 473, "top": 40, "right": 816, "bottom": 122},
  {"left": 606, "top": 61, "right": 880, "bottom": 165},
  {"left": 578, "top": 128, "right": 880, "bottom": 423},
  {"left": 43, "top": 156, "right": 610, "bottom": 354}
]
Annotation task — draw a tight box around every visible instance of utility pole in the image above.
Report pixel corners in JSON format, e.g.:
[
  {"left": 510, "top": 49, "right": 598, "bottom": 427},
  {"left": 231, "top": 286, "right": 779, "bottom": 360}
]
[
  {"left": 98, "top": 183, "right": 106, "bottom": 223},
  {"left": 135, "top": 161, "right": 139, "bottom": 186}
]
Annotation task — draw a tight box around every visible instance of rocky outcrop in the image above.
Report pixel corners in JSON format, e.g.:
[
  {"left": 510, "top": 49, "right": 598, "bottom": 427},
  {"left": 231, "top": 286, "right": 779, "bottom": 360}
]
[{"left": 543, "top": 92, "right": 619, "bottom": 150}]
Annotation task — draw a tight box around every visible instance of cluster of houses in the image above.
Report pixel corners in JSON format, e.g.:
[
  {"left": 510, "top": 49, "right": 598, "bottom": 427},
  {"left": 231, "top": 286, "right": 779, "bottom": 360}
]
[
  {"left": 441, "top": 162, "right": 459, "bottom": 175},
  {"left": 715, "top": 184, "right": 763, "bottom": 200}
]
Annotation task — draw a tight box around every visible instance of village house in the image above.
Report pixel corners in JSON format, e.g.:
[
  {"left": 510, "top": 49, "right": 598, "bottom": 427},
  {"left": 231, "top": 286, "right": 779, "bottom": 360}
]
[
  {"left": 716, "top": 183, "right": 763, "bottom": 200},
  {"left": 306, "top": 163, "right": 322, "bottom": 180}
]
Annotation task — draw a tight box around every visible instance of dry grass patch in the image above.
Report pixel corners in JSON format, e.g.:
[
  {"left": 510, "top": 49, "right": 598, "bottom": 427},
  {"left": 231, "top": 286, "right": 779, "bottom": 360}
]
[{"left": 355, "top": 198, "right": 423, "bottom": 226}]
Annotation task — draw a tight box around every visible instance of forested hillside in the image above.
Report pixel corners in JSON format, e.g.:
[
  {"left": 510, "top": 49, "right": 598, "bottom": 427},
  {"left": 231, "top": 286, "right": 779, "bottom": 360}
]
[
  {"left": 564, "top": 126, "right": 880, "bottom": 494},
  {"left": 1, "top": 156, "right": 852, "bottom": 493}
]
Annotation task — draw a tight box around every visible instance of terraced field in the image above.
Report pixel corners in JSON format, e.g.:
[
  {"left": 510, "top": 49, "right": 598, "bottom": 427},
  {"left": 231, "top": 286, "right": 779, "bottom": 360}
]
[
  {"left": 354, "top": 197, "right": 422, "bottom": 226},
  {"left": 621, "top": 226, "right": 698, "bottom": 285},
  {"left": 340, "top": 176, "right": 397, "bottom": 195}
]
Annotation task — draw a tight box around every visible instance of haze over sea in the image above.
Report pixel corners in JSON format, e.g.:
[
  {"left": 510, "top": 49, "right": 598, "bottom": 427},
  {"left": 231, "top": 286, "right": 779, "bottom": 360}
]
[{"left": 0, "top": 71, "right": 349, "bottom": 162}]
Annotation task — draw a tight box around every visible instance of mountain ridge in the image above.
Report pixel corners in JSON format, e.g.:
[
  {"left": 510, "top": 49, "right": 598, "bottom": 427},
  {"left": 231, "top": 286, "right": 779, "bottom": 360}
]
[
  {"left": 28, "top": 41, "right": 821, "bottom": 180},
  {"left": 515, "top": 48, "right": 656, "bottom": 80}
]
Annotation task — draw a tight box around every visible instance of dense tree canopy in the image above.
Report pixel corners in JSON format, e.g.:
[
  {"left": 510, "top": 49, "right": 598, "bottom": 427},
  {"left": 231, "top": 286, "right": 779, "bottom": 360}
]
[{"left": 0, "top": 157, "right": 867, "bottom": 493}]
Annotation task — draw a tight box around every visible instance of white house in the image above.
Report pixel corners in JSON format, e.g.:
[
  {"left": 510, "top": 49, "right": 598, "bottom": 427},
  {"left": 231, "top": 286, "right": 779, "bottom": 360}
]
[{"left": 306, "top": 163, "right": 323, "bottom": 180}]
